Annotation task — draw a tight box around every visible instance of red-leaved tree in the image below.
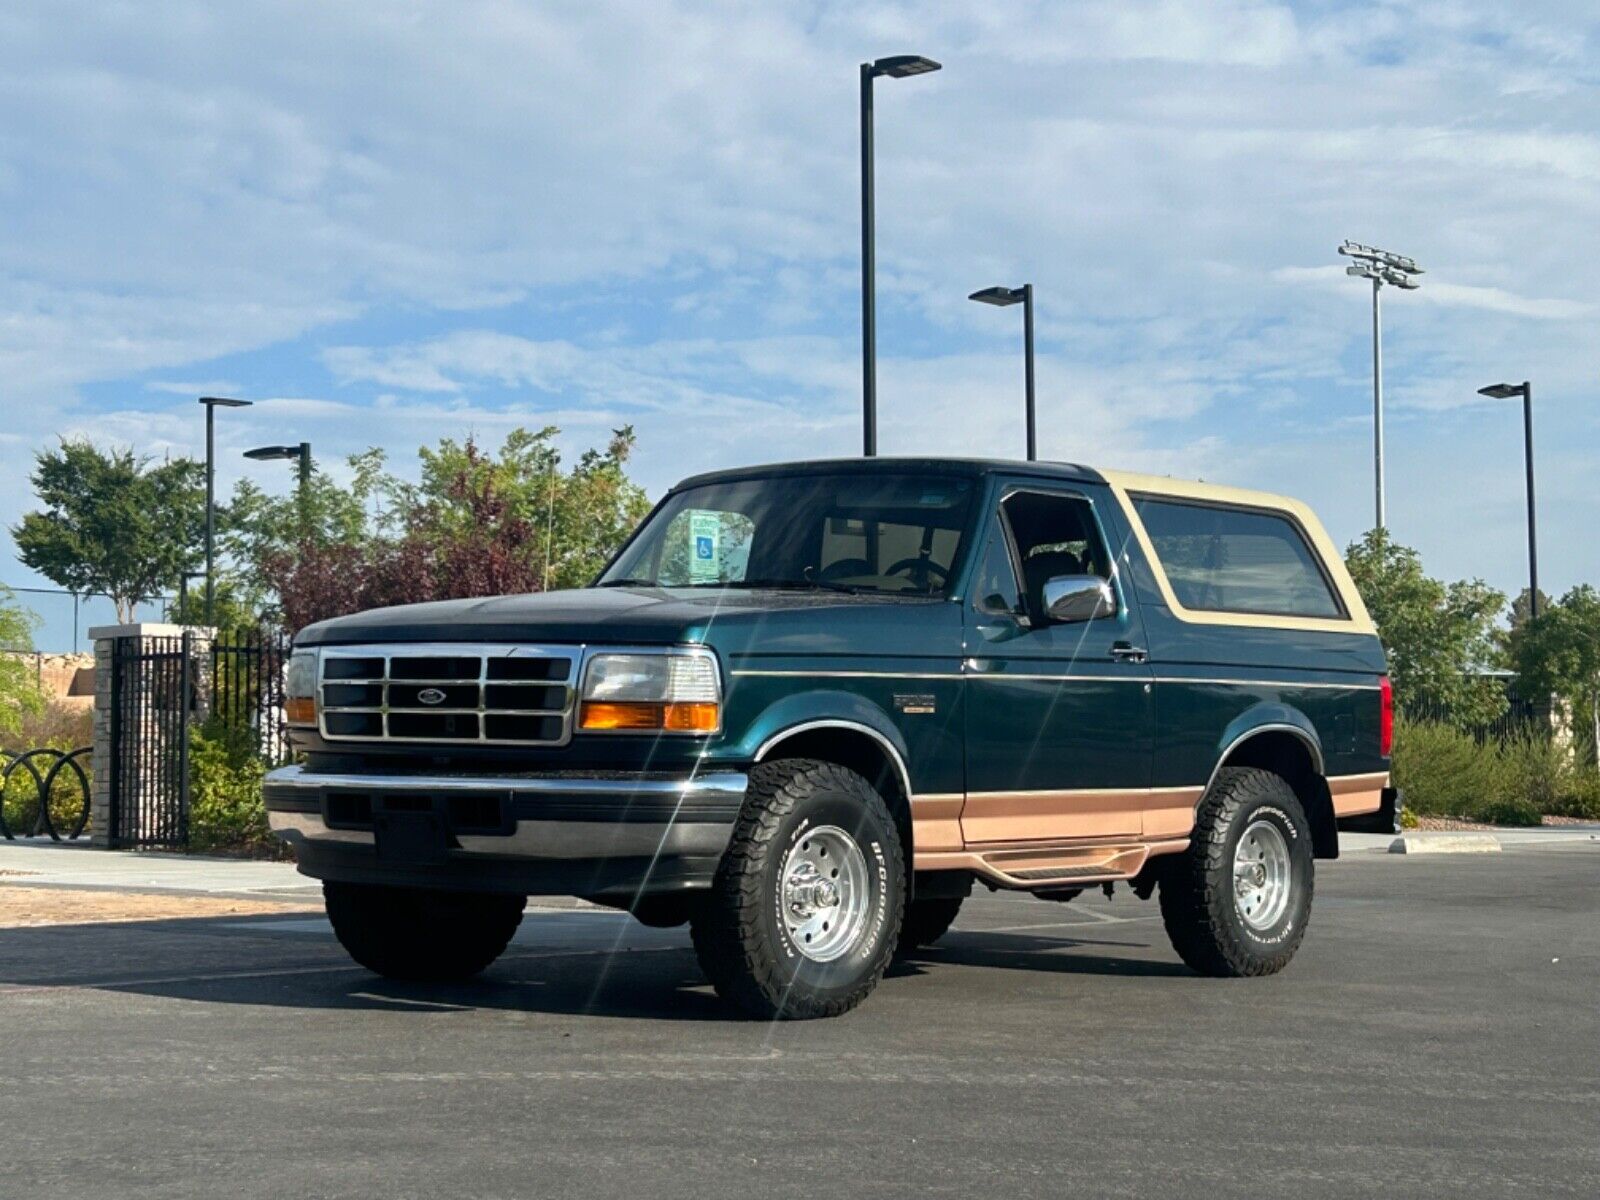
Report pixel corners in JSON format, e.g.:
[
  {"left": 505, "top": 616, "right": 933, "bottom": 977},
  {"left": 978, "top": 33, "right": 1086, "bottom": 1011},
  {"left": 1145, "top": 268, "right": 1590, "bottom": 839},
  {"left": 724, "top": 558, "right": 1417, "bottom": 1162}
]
[{"left": 258, "top": 429, "right": 646, "bottom": 632}]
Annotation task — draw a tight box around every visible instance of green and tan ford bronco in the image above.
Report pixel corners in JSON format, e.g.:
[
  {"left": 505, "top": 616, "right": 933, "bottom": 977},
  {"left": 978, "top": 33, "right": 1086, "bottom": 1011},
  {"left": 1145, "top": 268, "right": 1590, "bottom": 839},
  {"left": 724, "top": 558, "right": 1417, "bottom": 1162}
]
[{"left": 266, "top": 457, "right": 1397, "bottom": 1018}]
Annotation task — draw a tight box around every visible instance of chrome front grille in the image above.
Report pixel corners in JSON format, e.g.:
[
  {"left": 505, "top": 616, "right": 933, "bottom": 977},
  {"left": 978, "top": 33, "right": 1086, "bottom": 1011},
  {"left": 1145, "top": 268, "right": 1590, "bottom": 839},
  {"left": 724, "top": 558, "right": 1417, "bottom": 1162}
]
[{"left": 317, "top": 644, "right": 578, "bottom": 746}]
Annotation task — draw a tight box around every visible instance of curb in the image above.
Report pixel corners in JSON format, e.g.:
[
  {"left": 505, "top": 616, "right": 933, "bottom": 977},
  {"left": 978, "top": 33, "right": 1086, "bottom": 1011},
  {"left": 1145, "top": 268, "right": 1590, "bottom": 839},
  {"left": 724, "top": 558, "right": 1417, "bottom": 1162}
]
[{"left": 1388, "top": 834, "right": 1501, "bottom": 855}]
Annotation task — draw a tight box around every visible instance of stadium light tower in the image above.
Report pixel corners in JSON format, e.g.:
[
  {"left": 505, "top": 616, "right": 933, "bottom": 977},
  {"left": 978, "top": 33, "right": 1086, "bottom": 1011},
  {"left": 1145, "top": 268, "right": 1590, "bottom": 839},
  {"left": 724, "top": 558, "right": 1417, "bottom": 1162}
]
[{"left": 1338, "top": 241, "right": 1423, "bottom": 530}]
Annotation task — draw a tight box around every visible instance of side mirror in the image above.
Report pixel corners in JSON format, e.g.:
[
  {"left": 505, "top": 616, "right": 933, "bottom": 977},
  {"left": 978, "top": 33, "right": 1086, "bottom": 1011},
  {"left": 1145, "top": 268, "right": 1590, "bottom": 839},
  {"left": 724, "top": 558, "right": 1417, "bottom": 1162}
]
[{"left": 1042, "top": 575, "right": 1115, "bottom": 623}]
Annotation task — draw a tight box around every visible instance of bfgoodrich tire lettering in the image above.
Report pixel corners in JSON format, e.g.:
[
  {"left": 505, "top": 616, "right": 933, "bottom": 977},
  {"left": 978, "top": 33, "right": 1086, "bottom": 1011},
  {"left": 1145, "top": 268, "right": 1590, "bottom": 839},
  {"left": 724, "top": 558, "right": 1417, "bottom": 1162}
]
[
  {"left": 324, "top": 882, "right": 525, "bottom": 981},
  {"left": 689, "top": 758, "right": 905, "bottom": 1019},
  {"left": 1158, "top": 766, "right": 1313, "bottom": 977}
]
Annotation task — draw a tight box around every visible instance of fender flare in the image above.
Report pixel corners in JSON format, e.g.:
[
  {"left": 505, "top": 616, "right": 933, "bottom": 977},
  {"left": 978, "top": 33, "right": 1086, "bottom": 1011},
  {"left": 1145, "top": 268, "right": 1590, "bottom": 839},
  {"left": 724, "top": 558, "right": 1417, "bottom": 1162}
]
[
  {"left": 742, "top": 689, "right": 915, "bottom": 804},
  {"left": 1205, "top": 705, "right": 1325, "bottom": 798}
]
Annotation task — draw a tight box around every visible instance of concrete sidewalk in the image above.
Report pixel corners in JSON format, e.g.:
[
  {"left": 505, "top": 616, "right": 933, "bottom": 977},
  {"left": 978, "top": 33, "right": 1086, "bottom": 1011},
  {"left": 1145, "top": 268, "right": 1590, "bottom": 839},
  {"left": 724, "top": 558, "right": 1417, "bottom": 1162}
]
[
  {"left": 3, "top": 824, "right": 1596, "bottom": 901},
  {"left": 1341, "top": 825, "right": 1600, "bottom": 853},
  {"left": 0, "top": 841, "right": 315, "bottom": 898}
]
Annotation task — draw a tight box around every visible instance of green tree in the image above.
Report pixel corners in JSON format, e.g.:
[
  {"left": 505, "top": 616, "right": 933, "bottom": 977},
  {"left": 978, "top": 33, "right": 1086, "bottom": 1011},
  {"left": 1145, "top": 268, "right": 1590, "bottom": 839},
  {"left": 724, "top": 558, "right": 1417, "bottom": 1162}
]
[
  {"left": 222, "top": 448, "right": 387, "bottom": 619},
  {"left": 1506, "top": 586, "right": 1554, "bottom": 635},
  {"left": 235, "top": 427, "right": 653, "bottom": 631},
  {"left": 1509, "top": 585, "right": 1600, "bottom": 758},
  {"left": 12, "top": 440, "right": 206, "bottom": 623},
  {"left": 1344, "top": 529, "right": 1507, "bottom": 728},
  {"left": 0, "top": 587, "right": 46, "bottom": 740}
]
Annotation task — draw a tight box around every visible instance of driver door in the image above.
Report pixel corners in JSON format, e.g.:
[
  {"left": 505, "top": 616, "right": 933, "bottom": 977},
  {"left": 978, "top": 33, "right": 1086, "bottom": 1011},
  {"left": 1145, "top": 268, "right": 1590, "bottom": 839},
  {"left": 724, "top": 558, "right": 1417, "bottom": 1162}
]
[{"left": 960, "top": 481, "right": 1153, "bottom": 842}]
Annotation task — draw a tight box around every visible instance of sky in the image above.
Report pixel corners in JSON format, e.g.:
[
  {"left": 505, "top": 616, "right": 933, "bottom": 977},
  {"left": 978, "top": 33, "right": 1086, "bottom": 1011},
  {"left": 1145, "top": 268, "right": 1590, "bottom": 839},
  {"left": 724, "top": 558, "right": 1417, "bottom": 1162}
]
[{"left": 3, "top": 0, "right": 1598, "bottom": 651}]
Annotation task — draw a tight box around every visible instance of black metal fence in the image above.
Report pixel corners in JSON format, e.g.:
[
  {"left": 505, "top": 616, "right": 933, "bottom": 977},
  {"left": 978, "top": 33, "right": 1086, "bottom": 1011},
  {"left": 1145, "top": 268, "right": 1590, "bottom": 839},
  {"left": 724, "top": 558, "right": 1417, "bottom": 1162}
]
[
  {"left": 108, "top": 633, "right": 192, "bottom": 848},
  {"left": 211, "top": 628, "right": 294, "bottom": 766},
  {"left": 103, "top": 628, "right": 293, "bottom": 850},
  {"left": 1399, "top": 675, "right": 1545, "bottom": 743}
]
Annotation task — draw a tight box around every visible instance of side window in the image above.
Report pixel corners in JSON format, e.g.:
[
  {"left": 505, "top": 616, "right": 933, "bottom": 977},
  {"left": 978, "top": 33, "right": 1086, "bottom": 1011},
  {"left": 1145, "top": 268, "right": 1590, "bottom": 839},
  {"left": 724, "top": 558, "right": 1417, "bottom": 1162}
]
[
  {"left": 1132, "top": 496, "right": 1344, "bottom": 619},
  {"left": 971, "top": 523, "right": 1024, "bottom": 615},
  {"left": 998, "top": 491, "right": 1115, "bottom": 621}
]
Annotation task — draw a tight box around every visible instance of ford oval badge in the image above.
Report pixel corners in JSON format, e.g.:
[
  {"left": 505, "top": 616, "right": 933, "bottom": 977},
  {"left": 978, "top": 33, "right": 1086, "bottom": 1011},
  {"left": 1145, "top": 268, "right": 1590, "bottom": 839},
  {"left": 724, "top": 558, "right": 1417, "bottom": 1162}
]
[{"left": 416, "top": 687, "right": 447, "bottom": 706}]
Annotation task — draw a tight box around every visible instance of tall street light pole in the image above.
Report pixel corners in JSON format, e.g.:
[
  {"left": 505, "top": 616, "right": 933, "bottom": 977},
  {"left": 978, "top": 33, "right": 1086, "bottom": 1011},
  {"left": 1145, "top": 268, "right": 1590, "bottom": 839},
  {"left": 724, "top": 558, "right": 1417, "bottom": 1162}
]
[
  {"left": 198, "top": 396, "right": 252, "bottom": 626},
  {"left": 1338, "top": 242, "right": 1423, "bottom": 531},
  {"left": 969, "top": 284, "right": 1036, "bottom": 460},
  {"left": 860, "top": 54, "right": 941, "bottom": 458},
  {"left": 1479, "top": 381, "right": 1539, "bottom": 619},
  {"left": 245, "top": 442, "right": 314, "bottom": 537}
]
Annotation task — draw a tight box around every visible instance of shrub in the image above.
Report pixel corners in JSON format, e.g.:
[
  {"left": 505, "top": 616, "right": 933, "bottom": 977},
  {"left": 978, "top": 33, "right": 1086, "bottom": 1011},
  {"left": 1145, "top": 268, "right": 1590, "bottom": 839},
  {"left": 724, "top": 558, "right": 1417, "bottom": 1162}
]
[
  {"left": 1498, "top": 731, "right": 1575, "bottom": 813},
  {"left": 1470, "top": 795, "right": 1543, "bottom": 827},
  {"left": 1391, "top": 720, "right": 1515, "bottom": 819},
  {"left": 187, "top": 715, "right": 277, "bottom": 856},
  {"left": 1552, "top": 774, "right": 1600, "bottom": 821},
  {"left": 1392, "top": 719, "right": 1599, "bottom": 825},
  {"left": 15, "top": 699, "right": 94, "bottom": 750}
]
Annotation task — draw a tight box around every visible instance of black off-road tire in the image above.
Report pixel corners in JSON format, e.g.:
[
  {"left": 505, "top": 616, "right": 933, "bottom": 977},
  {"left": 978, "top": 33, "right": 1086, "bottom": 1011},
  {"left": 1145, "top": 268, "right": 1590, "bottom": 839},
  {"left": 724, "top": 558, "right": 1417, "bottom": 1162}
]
[
  {"left": 689, "top": 758, "right": 905, "bottom": 1020},
  {"left": 1158, "top": 767, "right": 1313, "bottom": 977},
  {"left": 324, "top": 882, "right": 526, "bottom": 981},
  {"left": 895, "top": 896, "right": 963, "bottom": 955}
]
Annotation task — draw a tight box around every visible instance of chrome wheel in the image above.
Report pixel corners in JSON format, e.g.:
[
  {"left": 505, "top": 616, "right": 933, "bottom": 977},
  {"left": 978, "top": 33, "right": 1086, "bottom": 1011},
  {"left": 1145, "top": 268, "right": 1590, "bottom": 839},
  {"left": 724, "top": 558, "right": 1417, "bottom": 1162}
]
[
  {"left": 779, "top": 825, "right": 871, "bottom": 963},
  {"left": 1233, "top": 819, "right": 1292, "bottom": 931}
]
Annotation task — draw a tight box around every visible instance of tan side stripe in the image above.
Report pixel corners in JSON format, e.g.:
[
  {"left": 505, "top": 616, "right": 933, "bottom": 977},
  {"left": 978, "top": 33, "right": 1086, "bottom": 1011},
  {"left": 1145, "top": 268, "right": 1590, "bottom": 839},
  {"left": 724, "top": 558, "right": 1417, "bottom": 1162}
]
[
  {"left": 911, "top": 775, "right": 1388, "bottom": 804},
  {"left": 1326, "top": 771, "right": 1390, "bottom": 793}
]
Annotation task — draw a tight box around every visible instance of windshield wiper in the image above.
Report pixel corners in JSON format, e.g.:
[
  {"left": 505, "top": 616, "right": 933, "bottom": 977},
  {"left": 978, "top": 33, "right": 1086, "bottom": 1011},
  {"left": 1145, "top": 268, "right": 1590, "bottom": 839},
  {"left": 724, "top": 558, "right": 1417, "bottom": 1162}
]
[
  {"left": 595, "top": 578, "right": 658, "bottom": 588},
  {"left": 802, "top": 567, "right": 865, "bottom": 595}
]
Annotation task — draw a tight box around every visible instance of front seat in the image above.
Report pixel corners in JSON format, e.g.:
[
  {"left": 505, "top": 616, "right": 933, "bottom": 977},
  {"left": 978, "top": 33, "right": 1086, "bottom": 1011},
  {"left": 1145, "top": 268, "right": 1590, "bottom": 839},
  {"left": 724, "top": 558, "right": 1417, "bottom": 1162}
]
[{"left": 1021, "top": 549, "right": 1086, "bottom": 620}]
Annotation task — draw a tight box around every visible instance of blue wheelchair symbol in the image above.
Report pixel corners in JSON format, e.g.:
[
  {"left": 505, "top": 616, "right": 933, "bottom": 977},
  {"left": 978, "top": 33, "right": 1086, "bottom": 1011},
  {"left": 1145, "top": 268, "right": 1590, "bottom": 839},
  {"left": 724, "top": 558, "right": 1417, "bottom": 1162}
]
[{"left": 695, "top": 536, "right": 714, "bottom": 559}]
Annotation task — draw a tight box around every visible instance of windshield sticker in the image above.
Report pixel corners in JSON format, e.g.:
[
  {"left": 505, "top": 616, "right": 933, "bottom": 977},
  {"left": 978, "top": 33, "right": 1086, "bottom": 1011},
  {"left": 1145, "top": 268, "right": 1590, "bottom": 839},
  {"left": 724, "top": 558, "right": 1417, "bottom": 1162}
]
[{"left": 688, "top": 510, "right": 721, "bottom": 583}]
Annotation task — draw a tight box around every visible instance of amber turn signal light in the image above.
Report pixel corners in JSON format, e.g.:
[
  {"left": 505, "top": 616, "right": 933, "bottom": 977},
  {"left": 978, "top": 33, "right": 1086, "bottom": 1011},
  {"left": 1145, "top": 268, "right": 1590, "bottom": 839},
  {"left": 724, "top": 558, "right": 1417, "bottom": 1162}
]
[
  {"left": 579, "top": 701, "right": 719, "bottom": 733},
  {"left": 285, "top": 696, "right": 317, "bottom": 727}
]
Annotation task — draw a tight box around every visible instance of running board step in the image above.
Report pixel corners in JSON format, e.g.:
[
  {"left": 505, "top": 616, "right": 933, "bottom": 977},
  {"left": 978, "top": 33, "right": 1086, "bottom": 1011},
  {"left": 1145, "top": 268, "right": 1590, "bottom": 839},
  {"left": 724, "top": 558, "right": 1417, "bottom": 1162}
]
[
  {"left": 1007, "top": 864, "right": 1126, "bottom": 882},
  {"left": 912, "top": 839, "right": 1193, "bottom": 889},
  {"left": 970, "top": 843, "right": 1153, "bottom": 890}
]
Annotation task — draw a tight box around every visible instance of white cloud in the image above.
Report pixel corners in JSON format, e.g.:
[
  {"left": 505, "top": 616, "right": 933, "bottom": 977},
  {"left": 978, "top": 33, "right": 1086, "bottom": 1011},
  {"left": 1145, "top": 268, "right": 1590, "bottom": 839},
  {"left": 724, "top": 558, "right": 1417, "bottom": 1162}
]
[{"left": 3, "top": 0, "right": 1600, "bottom": 635}]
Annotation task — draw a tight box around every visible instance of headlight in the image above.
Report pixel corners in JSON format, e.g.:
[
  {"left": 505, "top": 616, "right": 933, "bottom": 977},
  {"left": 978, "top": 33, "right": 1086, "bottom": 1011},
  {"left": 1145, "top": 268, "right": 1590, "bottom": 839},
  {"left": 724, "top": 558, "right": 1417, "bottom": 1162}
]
[
  {"left": 579, "top": 649, "right": 721, "bottom": 734},
  {"left": 285, "top": 649, "right": 319, "bottom": 727}
]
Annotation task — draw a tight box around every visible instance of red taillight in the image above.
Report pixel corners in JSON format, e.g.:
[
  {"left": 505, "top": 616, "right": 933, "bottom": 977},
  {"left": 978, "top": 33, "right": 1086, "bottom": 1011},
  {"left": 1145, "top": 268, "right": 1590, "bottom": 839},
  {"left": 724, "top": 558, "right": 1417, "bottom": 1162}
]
[{"left": 1379, "top": 675, "right": 1394, "bottom": 757}]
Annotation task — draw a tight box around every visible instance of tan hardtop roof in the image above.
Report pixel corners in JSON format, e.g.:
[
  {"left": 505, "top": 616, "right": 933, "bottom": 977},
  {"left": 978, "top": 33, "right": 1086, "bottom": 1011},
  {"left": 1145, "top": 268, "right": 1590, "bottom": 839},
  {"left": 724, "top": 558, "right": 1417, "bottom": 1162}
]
[
  {"left": 1099, "top": 468, "right": 1376, "bottom": 637},
  {"left": 1098, "top": 468, "right": 1311, "bottom": 516}
]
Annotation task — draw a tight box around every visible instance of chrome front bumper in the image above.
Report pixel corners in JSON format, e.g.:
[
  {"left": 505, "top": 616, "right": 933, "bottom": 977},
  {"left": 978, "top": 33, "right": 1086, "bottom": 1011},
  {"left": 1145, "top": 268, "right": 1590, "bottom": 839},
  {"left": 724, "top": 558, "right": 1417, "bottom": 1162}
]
[{"left": 263, "top": 764, "right": 747, "bottom": 862}]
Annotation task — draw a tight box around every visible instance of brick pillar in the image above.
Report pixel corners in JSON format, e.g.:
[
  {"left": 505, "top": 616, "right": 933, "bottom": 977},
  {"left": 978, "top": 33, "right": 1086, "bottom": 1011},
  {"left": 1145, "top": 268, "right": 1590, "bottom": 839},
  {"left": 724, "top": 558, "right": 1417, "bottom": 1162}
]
[{"left": 89, "top": 633, "right": 115, "bottom": 847}]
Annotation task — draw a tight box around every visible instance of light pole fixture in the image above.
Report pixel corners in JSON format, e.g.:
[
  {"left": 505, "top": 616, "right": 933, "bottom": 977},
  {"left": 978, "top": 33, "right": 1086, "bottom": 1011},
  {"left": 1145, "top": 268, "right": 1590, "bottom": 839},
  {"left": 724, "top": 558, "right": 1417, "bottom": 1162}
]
[
  {"left": 860, "top": 54, "right": 941, "bottom": 458},
  {"left": 1478, "top": 380, "right": 1539, "bottom": 620},
  {"left": 246, "top": 442, "right": 314, "bottom": 539},
  {"left": 969, "top": 284, "right": 1036, "bottom": 460},
  {"left": 198, "top": 396, "right": 252, "bottom": 626},
  {"left": 244, "top": 442, "right": 312, "bottom": 487},
  {"left": 1338, "top": 241, "right": 1423, "bottom": 531}
]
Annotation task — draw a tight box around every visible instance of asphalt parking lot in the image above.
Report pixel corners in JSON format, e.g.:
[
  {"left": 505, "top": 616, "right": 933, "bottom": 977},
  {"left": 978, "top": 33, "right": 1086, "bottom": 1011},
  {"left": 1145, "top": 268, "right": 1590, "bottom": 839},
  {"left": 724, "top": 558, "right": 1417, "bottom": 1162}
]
[{"left": 3, "top": 841, "right": 1597, "bottom": 1199}]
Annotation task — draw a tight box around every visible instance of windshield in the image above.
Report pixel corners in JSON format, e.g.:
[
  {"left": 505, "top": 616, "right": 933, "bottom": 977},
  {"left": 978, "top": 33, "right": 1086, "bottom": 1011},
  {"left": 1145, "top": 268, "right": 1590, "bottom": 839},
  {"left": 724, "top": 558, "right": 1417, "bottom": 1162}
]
[{"left": 600, "top": 472, "right": 978, "bottom": 597}]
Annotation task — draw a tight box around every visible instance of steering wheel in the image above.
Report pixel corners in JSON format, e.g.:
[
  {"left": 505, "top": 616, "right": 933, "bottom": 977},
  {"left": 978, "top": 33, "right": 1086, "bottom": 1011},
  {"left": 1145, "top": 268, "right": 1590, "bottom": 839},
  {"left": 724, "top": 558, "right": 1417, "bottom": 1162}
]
[{"left": 885, "top": 556, "right": 948, "bottom": 590}]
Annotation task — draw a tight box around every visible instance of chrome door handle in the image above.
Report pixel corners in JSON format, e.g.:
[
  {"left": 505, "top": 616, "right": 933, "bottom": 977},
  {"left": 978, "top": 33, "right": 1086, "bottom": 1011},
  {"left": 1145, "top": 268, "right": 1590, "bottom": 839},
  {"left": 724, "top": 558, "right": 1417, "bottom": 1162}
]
[{"left": 1110, "top": 643, "right": 1149, "bottom": 663}]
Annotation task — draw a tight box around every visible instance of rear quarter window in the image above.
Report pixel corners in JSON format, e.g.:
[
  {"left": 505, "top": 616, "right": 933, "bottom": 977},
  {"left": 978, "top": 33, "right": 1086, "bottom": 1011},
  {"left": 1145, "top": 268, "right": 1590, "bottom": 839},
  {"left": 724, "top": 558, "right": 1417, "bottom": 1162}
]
[{"left": 1132, "top": 496, "right": 1345, "bottom": 620}]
